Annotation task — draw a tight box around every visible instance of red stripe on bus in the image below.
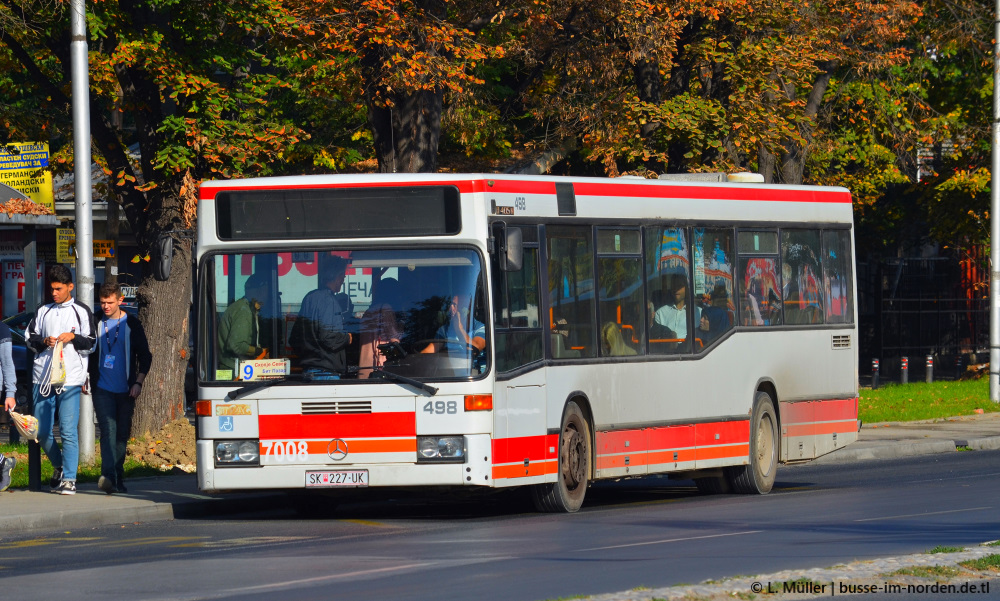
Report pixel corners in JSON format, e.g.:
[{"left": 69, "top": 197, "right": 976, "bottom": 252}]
[
  {"left": 492, "top": 434, "right": 558, "bottom": 464},
  {"left": 260, "top": 438, "right": 416, "bottom": 456},
  {"left": 695, "top": 421, "right": 750, "bottom": 446},
  {"left": 697, "top": 443, "right": 751, "bottom": 460},
  {"left": 258, "top": 413, "right": 416, "bottom": 439},
  {"left": 199, "top": 180, "right": 481, "bottom": 200},
  {"left": 646, "top": 448, "right": 697, "bottom": 465},
  {"left": 573, "top": 181, "right": 852, "bottom": 203},
  {"left": 647, "top": 425, "right": 697, "bottom": 449},
  {"left": 784, "top": 421, "right": 858, "bottom": 438},
  {"left": 781, "top": 398, "right": 859, "bottom": 424},
  {"left": 492, "top": 460, "right": 557, "bottom": 480}
]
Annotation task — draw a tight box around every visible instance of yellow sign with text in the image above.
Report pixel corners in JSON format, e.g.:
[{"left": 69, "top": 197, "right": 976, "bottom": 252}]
[
  {"left": 0, "top": 143, "right": 54, "bottom": 210},
  {"left": 56, "top": 229, "right": 116, "bottom": 262},
  {"left": 56, "top": 228, "right": 75, "bottom": 264}
]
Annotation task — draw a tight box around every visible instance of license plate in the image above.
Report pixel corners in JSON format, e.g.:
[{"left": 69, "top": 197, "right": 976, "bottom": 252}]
[{"left": 306, "top": 470, "right": 369, "bottom": 488}]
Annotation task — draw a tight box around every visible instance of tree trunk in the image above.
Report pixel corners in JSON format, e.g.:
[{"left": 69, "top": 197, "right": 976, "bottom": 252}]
[
  {"left": 779, "top": 65, "right": 834, "bottom": 185},
  {"left": 369, "top": 88, "right": 444, "bottom": 173},
  {"left": 132, "top": 236, "right": 192, "bottom": 437}
]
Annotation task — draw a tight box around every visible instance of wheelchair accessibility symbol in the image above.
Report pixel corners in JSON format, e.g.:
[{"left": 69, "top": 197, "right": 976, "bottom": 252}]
[{"left": 219, "top": 416, "right": 234, "bottom": 432}]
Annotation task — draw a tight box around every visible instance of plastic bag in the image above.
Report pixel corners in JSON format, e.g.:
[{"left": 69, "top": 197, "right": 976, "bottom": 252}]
[
  {"left": 9, "top": 410, "right": 39, "bottom": 442},
  {"left": 50, "top": 340, "right": 66, "bottom": 387}
]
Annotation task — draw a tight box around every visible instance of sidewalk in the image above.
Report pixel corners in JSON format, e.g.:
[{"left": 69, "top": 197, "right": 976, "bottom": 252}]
[{"left": 1, "top": 412, "right": 999, "bottom": 536}]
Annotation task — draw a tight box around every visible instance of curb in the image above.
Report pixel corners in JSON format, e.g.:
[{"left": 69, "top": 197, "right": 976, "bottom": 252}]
[
  {"left": 0, "top": 491, "right": 289, "bottom": 535},
  {"left": 0, "top": 496, "right": 175, "bottom": 535},
  {"left": 813, "top": 440, "right": 957, "bottom": 464},
  {"left": 813, "top": 435, "right": 1000, "bottom": 464}
]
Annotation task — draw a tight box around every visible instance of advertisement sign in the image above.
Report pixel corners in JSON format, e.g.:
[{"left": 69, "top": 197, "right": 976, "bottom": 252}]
[
  {"left": 57, "top": 228, "right": 75, "bottom": 264},
  {"left": 57, "top": 227, "right": 117, "bottom": 262},
  {"left": 2, "top": 260, "right": 44, "bottom": 315},
  {"left": 0, "top": 143, "right": 54, "bottom": 210}
]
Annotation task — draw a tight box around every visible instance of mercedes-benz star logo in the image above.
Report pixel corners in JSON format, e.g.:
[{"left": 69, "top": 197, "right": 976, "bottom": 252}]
[{"left": 327, "top": 438, "right": 349, "bottom": 461}]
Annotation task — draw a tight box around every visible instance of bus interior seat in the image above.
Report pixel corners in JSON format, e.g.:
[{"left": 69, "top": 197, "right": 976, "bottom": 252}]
[{"left": 551, "top": 333, "right": 581, "bottom": 359}]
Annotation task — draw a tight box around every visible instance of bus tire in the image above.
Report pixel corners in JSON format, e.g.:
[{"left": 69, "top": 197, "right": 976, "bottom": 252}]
[
  {"left": 728, "top": 390, "right": 778, "bottom": 494},
  {"left": 531, "top": 401, "right": 590, "bottom": 513}
]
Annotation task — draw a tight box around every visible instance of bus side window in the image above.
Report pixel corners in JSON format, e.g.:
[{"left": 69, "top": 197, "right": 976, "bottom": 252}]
[
  {"left": 692, "top": 227, "right": 735, "bottom": 349},
  {"left": 546, "top": 225, "right": 597, "bottom": 359},
  {"left": 645, "top": 226, "right": 692, "bottom": 354},
  {"left": 781, "top": 229, "right": 825, "bottom": 325},
  {"left": 822, "top": 230, "right": 854, "bottom": 324},
  {"left": 597, "top": 228, "right": 643, "bottom": 357},
  {"left": 495, "top": 244, "right": 543, "bottom": 372},
  {"left": 738, "top": 231, "right": 782, "bottom": 327}
]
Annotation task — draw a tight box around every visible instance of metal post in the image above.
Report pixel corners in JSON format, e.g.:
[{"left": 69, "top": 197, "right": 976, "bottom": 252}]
[
  {"left": 901, "top": 356, "right": 909, "bottom": 385},
  {"left": 871, "top": 358, "right": 880, "bottom": 390},
  {"left": 71, "top": 0, "right": 96, "bottom": 462},
  {"left": 990, "top": 0, "right": 1000, "bottom": 402},
  {"left": 926, "top": 354, "right": 934, "bottom": 384}
]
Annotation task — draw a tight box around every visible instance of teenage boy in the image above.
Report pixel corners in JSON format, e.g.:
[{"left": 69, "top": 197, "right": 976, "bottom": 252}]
[
  {"left": 90, "top": 283, "right": 151, "bottom": 494},
  {"left": 25, "top": 264, "right": 96, "bottom": 495}
]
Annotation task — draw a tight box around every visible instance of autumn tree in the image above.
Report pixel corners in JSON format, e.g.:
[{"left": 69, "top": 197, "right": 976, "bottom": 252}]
[
  {"left": 0, "top": 0, "right": 307, "bottom": 435},
  {"left": 286, "top": 0, "right": 508, "bottom": 173}
]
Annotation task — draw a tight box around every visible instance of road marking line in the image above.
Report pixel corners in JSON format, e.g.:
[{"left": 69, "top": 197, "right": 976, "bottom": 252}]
[
  {"left": 221, "top": 562, "right": 435, "bottom": 594},
  {"left": 855, "top": 506, "right": 991, "bottom": 522},
  {"left": 579, "top": 530, "right": 762, "bottom": 551}
]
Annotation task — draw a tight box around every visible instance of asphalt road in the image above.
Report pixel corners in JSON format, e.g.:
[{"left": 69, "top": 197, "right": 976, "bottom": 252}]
[{"left": 1, "top": 450, "right": 998, "bottom": 601}]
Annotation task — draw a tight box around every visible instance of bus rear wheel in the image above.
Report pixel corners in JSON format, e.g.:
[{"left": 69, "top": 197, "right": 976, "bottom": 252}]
[
  {"left": 728, "top": 391, "right": 778, "bottom": 494},
  {"left": 531, "top": 401, "right": 590, "bottom": 513}
]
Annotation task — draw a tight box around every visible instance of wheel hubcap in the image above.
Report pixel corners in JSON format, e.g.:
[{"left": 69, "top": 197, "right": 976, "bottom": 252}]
[
  {"left": 756, "top": 414, "right": 774, "bottom": 477},
  {"left": 563, "top": 425, "right": 585, "bottom": 491}
]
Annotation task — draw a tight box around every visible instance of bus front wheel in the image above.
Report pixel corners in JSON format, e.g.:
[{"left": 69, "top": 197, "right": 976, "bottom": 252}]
[
  {"left": 531, "top": 401, "right": 591, "bottom": 513},
  {"left": 728, "top": 391, "right": 778, "bottom": 494}
]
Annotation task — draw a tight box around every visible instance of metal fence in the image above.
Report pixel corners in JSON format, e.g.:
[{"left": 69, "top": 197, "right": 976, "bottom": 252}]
[{"left": 857, "top": 256, "right": 988, "bottom": 383}]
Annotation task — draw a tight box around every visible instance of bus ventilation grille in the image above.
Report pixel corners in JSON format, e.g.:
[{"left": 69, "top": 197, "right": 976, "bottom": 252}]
[
  {"left": 831, "top": 335, "right": 851, "bottom": 349},
  {"left": 300, "top": 400, "right": 372, "bottom": 414}
]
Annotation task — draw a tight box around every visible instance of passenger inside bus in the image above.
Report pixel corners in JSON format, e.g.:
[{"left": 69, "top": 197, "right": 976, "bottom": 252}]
[
  {"left": 698, "top": 284, "right": 733, "bottom": 345},
  {"left": 420, "top": 293, "right": 486, "bottom": 355},
  {"left": 217, "top": 271, "right": 271, "bottom": 373},
  {"left": 359, "top": 279, "right": 402, "bottom": 379},
  {"left": 601, "top": 322, "right": 636, "bottom": 356},
  {"left": 650, "top": 274, "right": 694, "bottom": 350},
  {"left": 290, "top": 256, "right": 353, "bottom": 380}
]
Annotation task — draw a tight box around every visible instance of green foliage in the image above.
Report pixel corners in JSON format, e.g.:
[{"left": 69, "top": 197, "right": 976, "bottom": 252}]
[
  {"left": 959, "top": 554, "right": 1000, "bottom": 571},
  {"left": 0, "top": 441, "right": 166, "bottom": 490},
  {"left": 886, "top": 565, "right": 961, "bottom": 578},
  {"left": 859, "top": 379, "right": 996, "bottom": 423},
  {"left": 927, "top": 546, "right": 963, "bottom": 554}
]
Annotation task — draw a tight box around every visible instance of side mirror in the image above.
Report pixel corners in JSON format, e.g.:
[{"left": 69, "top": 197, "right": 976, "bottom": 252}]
[
  {"left": 500, "top": 226, "right": 523, "bottom": 272},
  {"left": 152, "top": 234, "right": 173, "bottom": 281}
]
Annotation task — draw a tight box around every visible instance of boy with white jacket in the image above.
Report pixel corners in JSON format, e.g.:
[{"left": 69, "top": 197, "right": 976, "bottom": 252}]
[{"left": 25, "top": 264, "right": 95, "bottom": 495}]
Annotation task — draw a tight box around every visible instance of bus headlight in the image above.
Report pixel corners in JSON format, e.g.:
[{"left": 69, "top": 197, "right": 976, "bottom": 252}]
[
  {"left": 215, "top": 440, "right": 260, "bottom": 466},
  {"left": 416, "top": 436, "right": 466, "bottom": 463}
]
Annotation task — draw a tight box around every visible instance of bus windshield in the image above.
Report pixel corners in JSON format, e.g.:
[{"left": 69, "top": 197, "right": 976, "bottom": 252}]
[{"left": 200, "top": 248, "right": 488, "bottom": 383}]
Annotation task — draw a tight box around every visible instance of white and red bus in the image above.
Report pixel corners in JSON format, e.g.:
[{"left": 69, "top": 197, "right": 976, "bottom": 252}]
[{"left": 192, "top": 173, "right": 859, "bottom": 512}]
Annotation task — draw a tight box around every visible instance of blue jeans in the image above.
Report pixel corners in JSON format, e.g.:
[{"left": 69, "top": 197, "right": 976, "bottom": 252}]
[
  {"left": 93, "top": 387, "right": 135, "bottom": 486},
  {"left": 304, "top": 368, "right": 340, "bottom": 381},
  {"left": 33, "top": 384, "right": 82, "bottom": 482}
]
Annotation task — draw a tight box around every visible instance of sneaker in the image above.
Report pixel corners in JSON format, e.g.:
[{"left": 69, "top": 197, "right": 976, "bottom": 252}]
[
  {"left": 98, "top": 475, "right": 115, "bottom": 495},
  {"left": 54, "top": 480, "right": 76, "bottom": 495},
  {"left": 0, "top": 456, "right": 16, "bottom": 492},
  {"left": 49, "top": 467, "right": 64, "bottom": 488},
  {"left": 116, "top": 481, "right": 127, "bottom": 494}
]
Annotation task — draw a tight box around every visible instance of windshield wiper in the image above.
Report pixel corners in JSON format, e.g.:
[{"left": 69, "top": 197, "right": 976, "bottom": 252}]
[
  {"left": 372, "top": 369, "right": 438, "bottom": 396},
  {"left": 226, "top": 377, "right": 291, "bottom": 401}
]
